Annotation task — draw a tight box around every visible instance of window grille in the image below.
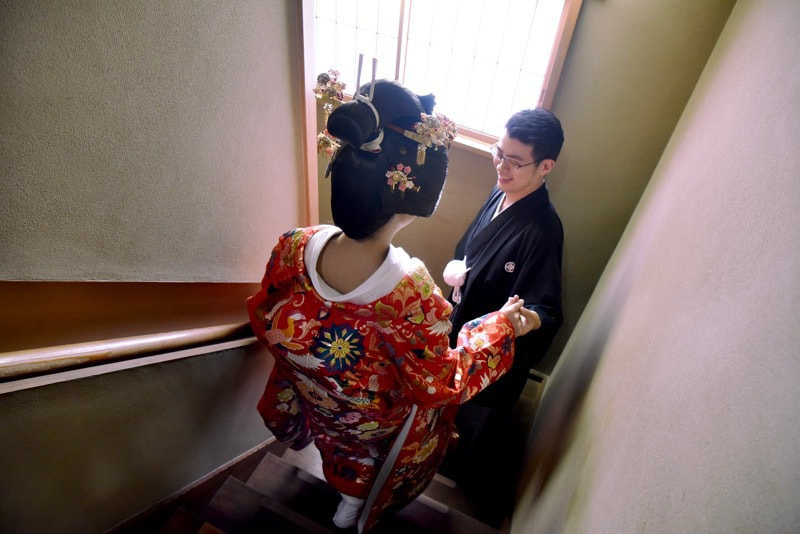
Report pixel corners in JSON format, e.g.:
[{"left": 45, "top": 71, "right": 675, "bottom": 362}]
[{"left": 313, "top": 0, "right": 579, "bottom": 139}]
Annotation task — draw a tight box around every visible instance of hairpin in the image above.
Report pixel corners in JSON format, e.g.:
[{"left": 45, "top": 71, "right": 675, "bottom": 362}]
[{"left": 354, "top": 54, "right": 383, "bottom": 153}]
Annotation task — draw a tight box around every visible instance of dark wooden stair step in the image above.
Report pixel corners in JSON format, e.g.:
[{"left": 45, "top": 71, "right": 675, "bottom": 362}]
[
  {"left": 275, "top": 444, "right": 496, "bottom": 529},
  {"left": 201, "top": 475, "right": 334, "bottom": 533},
  {"left": 246, "top": 451, "right": 342, "bottom": 527},
  {"left": 372, "top": 493, "right": 498, "bottom": 533},
  {"left": 248, "top": 451, "right": 498, "bottom": 533},
  {"left": 157, "top": 505, "right": 204, "bottom": 533}
]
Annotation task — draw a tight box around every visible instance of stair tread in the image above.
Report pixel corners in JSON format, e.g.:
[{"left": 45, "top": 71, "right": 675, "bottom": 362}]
[
  {"left": 243, "top": 451, "right": 498, "bottom": 533},
  {"left": 200, "top": 476, "right": 268, "bottom": 532},
  {"left": 384, "top": 493, "right": 498, "bottom": 533},
  {"left": 202, "top": 475, "right": 334, "bottom": 533},
  {"left": 279, "top": 443, "right": 326, "bottom": 481},
  {"left": 158, "top": 506, "right": 204, "bottom": 534},
  {"left": 246, "top": 452, "right": 341, "bottom": 527},
  {"left": 258, "top": 446, "right": 483, "bottom": 519}
]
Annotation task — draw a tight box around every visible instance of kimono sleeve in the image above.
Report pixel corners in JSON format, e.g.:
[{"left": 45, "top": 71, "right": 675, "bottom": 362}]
[
  {"left": 247, "top": 228, "right": 305, "bottom": 346},
  {"left": 256, "top": 363, "right": 311, "bottom": 449},
  {"left": 388, "top": 268, "right": 516, "bottom": 407},
  {"left": 248, "top": 228, "right": 312, "bottom": 449}
]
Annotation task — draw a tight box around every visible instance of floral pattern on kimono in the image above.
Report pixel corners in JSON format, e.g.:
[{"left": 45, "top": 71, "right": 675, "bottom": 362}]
[{"left": 248, "top": 226, "right": 516, "bottom": 530}]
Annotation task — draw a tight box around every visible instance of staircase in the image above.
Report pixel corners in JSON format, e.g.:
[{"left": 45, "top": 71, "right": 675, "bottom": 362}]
[
  {"left": 150, "top": 375, "right": 545, "bottom": 533},
  {"left": 160, "top": 443, "right": 503, "bottom": 533}
]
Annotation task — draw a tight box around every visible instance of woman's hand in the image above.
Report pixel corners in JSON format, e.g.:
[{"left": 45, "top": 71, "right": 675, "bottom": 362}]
[{"left": 500, "top": 295, "right": 542, "bottom": 337}]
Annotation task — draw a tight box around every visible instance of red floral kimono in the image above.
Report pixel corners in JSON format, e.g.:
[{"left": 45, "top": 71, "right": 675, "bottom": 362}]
[{"left": 247, "top": 226, "right": 516, "bottom": 532}]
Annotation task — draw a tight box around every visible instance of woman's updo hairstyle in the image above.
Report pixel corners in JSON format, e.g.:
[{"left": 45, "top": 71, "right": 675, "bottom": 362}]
[{"left": 326, "top": 79, "right": 449, "bottom": 239}]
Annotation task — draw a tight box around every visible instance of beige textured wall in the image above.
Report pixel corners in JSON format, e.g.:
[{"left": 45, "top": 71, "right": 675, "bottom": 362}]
[
  {"left": 516, "top": 1, "right": 800, "bottom": 531},
  {"left": 0, "top": 345, "right": 273, "bottom": 533},
  {"left": 0, "top": 2, "right": 299, "bottom": 530},
  {"left": 542, "top": 0, "right": 736, "bottom": 370},
  {"left": 0, "top": 0, "right": 304, "bottom": 282}
]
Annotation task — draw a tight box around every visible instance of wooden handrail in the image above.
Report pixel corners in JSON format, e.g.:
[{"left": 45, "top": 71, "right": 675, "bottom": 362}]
[{"left": 0, "top": 322, "right": 254, "bottom": 380}]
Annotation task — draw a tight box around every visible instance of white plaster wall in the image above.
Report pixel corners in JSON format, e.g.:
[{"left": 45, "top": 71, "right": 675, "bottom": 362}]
[
  {"left": 0, "top": 0, "right": 304, "bottom": 282},
  {"left": 516, "top": 1, "right": 800, "bottom": 531}
]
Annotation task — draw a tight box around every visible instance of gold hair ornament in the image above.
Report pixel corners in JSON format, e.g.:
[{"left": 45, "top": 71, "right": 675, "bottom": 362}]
[{"left": 386, "top": 113, "right": 457, "bottom": 164}]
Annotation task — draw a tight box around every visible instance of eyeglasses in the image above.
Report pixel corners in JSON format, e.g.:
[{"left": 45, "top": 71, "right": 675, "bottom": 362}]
[{"left": 490, "top": 143, "right": 537, "bottom": 171}]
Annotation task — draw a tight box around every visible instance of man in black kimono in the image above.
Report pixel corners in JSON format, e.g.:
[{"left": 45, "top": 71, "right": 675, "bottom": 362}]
[{"left": 440, "top": 108, "right": 564, "bottom": 526}]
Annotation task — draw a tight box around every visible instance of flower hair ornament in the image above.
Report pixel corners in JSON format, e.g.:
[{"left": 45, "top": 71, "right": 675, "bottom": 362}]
[
  {"left": 320, "top": 55, "right": 383, "bottom": 174},
  {"left": 313, "top": 69, "right": 346, "bottom": 101},
  {"left": 317, "top": 129, "right": 340, "bottom": 159},
  {"left": 314, "top": 70, "right": 345, "bottom": 160},
  {"left": 386, "top": 163, "right": 420, "bottom": 195},
  {"left": 385, "top": 112, "right": 458, "bottom": 164},
  {"left": 314, "top": 69, "right": 347, "bottom": 139},
  {"left": 326, "top": 77, "right": 450, "bottom": 224}
]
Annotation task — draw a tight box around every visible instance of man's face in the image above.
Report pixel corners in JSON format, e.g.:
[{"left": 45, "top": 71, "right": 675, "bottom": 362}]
[{"left": 493, "top": 132, "right": 552, "bottom": 202}]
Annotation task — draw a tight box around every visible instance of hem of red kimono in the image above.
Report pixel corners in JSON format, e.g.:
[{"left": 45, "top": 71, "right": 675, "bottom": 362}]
[{"left": 356, "top": 404, "right": 418, "bottom": 533}]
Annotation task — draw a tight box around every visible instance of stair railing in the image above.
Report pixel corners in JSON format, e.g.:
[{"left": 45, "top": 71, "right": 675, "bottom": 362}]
[{"left": 0, "top": 322, "right": 256, "bottom": 392}]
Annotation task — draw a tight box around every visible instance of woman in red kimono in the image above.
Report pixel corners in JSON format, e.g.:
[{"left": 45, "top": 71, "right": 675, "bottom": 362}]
[{"left": 248, "top": 77, "right": 538, "bottom": 532}]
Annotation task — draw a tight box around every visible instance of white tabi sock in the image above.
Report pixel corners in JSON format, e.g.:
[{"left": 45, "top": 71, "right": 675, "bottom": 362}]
[{"left": 332, "top": 493, "right": 366, "bottom": 529}]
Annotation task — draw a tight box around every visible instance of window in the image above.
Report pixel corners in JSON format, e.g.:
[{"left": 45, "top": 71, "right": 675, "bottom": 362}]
[{"left": 313, "top": 0, "right": 582, "bottom": 141}]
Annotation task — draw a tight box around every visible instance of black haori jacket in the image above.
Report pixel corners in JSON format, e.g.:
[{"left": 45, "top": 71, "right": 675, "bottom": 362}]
[{"left": 448, "top": 185, "right": 563, "bottom": 407}]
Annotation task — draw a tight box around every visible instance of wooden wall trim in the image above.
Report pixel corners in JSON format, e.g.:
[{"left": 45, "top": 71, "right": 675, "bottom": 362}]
[
  {"left": 540, "top": 0, "right": 584, "bottom": 109},
  {"left": 299, "top": 0, "right": 319, "bottom": 226},
  {"left": 0, "top": 281, "right": 260, "bottom": 353}
]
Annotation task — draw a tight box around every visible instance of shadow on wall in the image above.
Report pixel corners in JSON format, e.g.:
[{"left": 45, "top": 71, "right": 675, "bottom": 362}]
[{"left": 516, "top": 250, "right": 637, "bottom": 508}]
